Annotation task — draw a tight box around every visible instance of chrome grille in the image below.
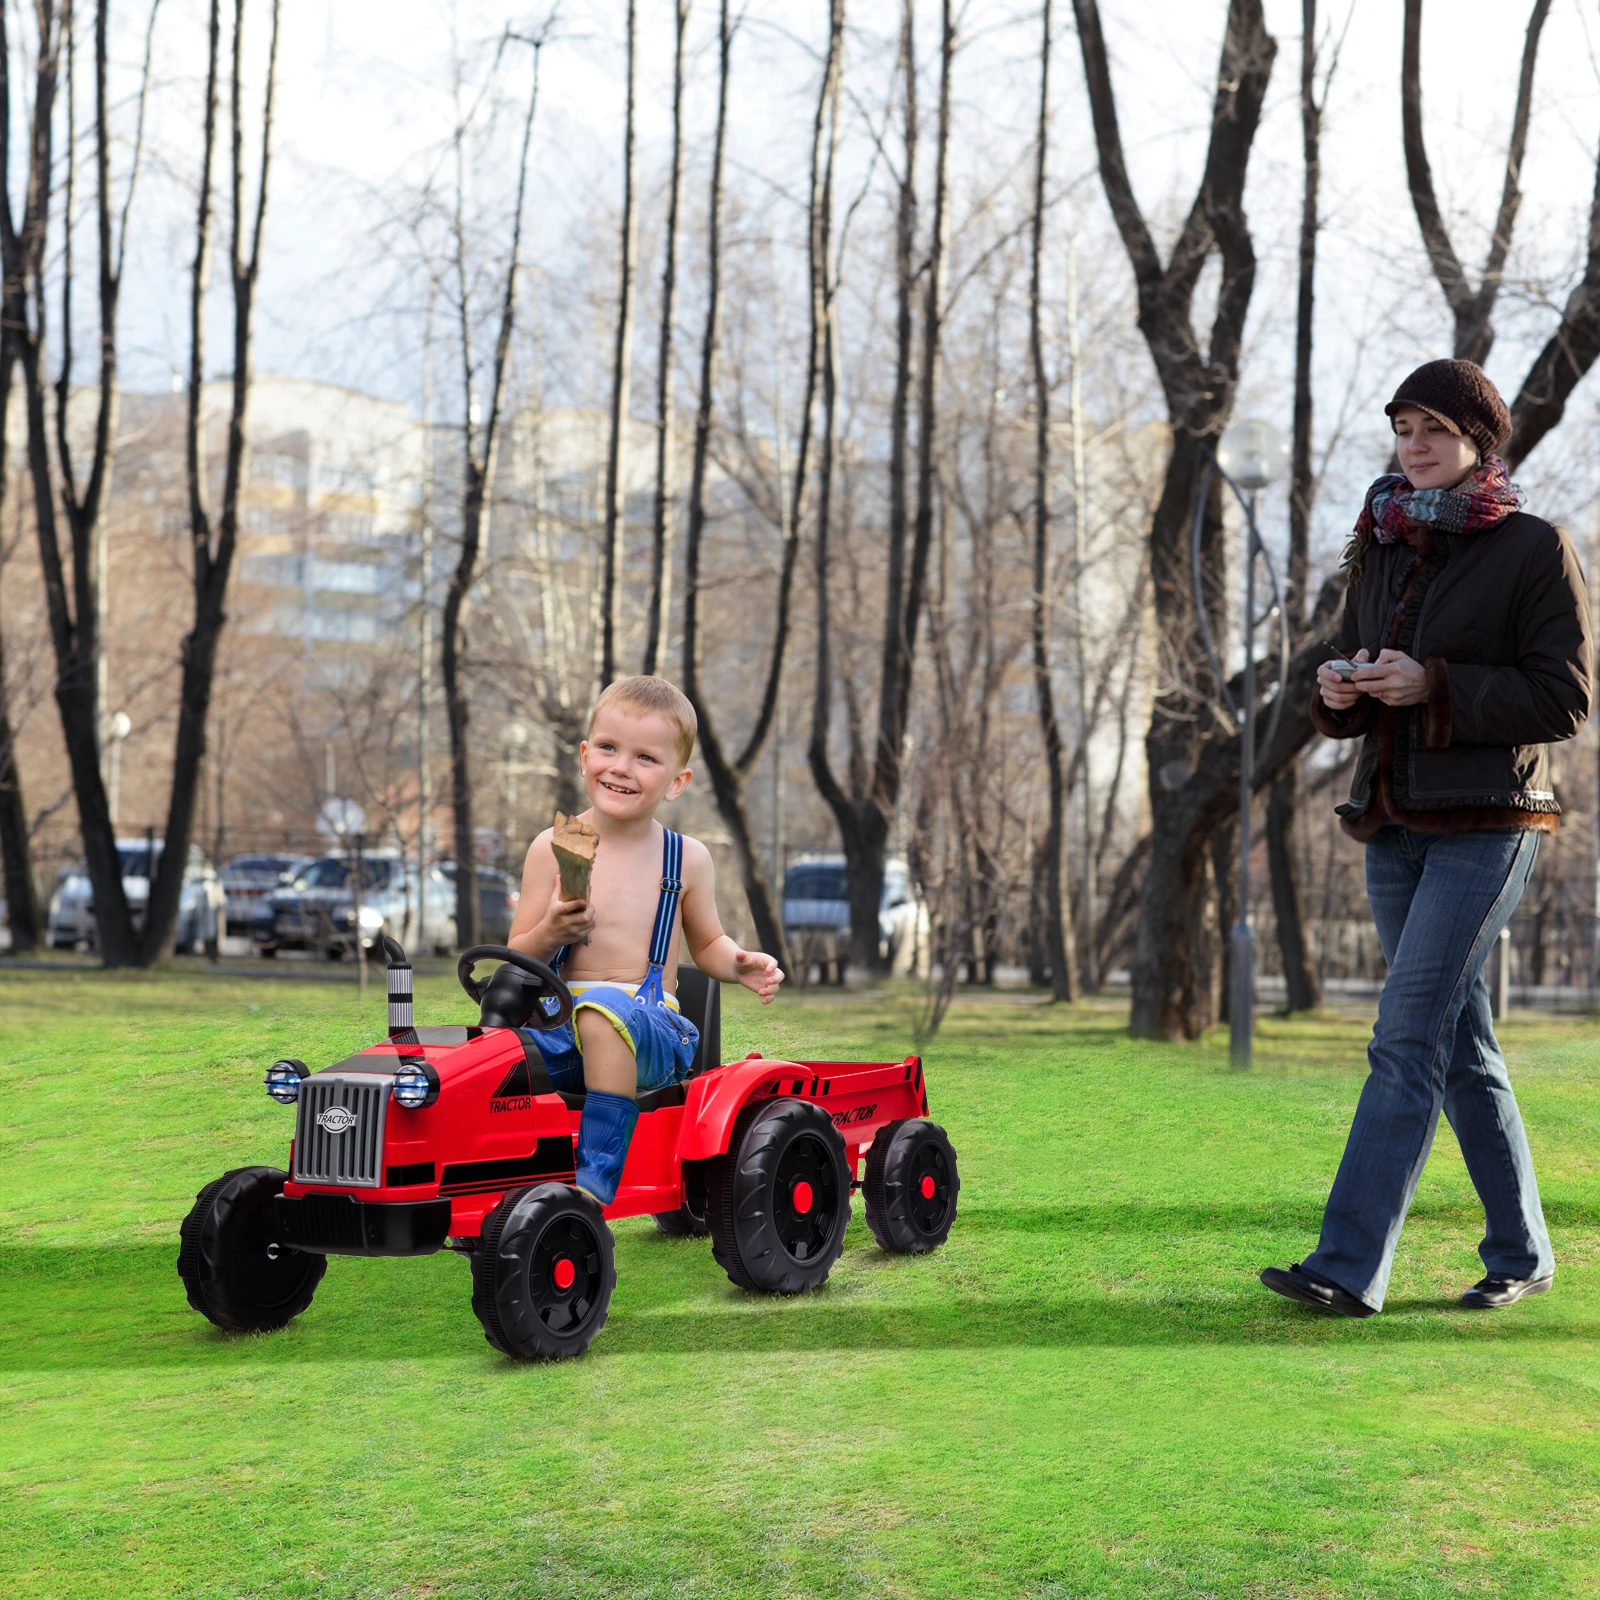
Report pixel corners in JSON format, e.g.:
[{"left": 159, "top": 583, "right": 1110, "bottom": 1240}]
[{"left": 294, "top": 1074, "right": 390, "bottom": 1188}]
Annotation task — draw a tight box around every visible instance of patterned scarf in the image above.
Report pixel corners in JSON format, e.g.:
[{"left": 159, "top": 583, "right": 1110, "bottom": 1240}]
[{"left": 1355, "top": 455, "right": 1523, "bottom": 546}]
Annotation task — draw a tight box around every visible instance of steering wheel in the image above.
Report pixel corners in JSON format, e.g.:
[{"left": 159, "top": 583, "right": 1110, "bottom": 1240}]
[{"left": 456, "top": 945, "right": 573, "bottom": 1031}]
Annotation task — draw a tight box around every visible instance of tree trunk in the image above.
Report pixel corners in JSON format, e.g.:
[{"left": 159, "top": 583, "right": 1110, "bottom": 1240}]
[
  {"left": 1211, "top": 813, "right": 1237, "bottom": 1023},
  {"left": 1028, "top": 0, "right": 1075, "bottom": 1002},
  {"left": 0, "top": 619, "right": 40, "bottom": 952},
  {"left": 1267, "top": 767, "right": 1318, "bottom": 1010},
  {"left": 600, "top": 0, "right": 637, "bottom": 687},
  {"left": 642, "top": 0, "right": 689, "bottom": 678}
]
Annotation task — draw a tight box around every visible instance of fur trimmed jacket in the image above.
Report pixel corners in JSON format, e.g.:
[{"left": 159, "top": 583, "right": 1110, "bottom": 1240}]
[{"left": 1313, "top": 510, "right": 1593, "bottom": 840}]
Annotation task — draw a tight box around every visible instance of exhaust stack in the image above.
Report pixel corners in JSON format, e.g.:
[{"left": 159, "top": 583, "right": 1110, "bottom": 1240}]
[{"left": 383, "top": 936, "right": 414, "bottom": 1037}]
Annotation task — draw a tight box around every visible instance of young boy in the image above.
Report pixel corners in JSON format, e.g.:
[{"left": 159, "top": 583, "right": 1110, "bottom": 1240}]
[{"left": 506, "top": 675, "right": 783, "bottom": 1205}]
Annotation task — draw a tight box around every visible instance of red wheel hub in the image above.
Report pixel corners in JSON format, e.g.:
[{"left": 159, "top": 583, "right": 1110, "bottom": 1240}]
[
  {"left": 552, "top": 1256, "right": 576, "bottom": 1290},
  {"left": 920, "top": 1174, "right": 936, "bottom": 1200},
  {"left": 791, "top": 1180, "right": 814, "bottom": 1214}
]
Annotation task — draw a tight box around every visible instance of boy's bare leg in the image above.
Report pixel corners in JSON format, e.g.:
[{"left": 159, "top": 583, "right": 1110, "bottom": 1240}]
[{"left": 576, "top": 1007, "right": 637, "bottom": 1099}]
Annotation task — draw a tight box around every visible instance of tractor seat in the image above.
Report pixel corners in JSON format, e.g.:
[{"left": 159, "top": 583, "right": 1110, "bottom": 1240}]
[{"left": 556, "top": 967, "right": 721, "bottom": 1115}]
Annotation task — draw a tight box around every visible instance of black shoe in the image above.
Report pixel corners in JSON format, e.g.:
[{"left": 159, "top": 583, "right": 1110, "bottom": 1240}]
[
  {"left": 1259, "top": 1263, "right": 1378, "bottom": 1318},
  {"left": 1459, "top": 1273, "right": 1553, "bottom": 1309}
]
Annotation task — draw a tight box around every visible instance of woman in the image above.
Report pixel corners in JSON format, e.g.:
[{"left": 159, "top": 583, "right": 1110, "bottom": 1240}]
[{"left": 1261, "top": 358, "right": 1592, "bottom": 1318}]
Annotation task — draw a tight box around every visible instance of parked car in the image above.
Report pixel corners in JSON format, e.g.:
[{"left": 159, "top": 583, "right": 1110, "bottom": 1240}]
[
  {"left": 436, "top": 861, "right": 521, "bottom": 943},
  {"left": 221, "top": 853, "right": 312, "bottom": 936},
  {"left": 782, "top": 854, "right": 927, "bottom": 981},
  {"left": 48, "top": 841, "right": 223, "bottom": 953},
  {"left": 255, "top": 852, "right": 456, "bottom": 959}
]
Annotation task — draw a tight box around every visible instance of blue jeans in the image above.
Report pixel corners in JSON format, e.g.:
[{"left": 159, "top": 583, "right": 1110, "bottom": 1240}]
[{"left": 1302, "top": 825, "right": 1552, "bottom": 1310}]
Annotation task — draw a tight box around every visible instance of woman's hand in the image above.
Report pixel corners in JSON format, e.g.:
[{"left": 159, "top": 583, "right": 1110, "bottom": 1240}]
[
  {"left": 1353, "top": 648, "right": 1428, "bottom": 706},
  {"left": 733, "top": 948, "right": 784, "bottom": 1004},
  {"left": 1317, "top": 648, "right": 1371, "bottom": 710}
]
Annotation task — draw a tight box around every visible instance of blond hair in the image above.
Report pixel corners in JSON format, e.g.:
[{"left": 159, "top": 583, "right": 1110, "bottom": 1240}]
[{"left": 588, "top": 676, "right": 697, "bottom": 767}]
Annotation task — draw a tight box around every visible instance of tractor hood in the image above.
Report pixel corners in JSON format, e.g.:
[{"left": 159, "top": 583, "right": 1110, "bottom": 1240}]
[{"left": 317, "top": 1025, "right": 551, "bottom": 1099}]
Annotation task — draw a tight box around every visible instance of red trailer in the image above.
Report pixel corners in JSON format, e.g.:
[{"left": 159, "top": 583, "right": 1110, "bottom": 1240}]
[{"left": 179, "top": 945, "right": 960, "bottom": 1359}]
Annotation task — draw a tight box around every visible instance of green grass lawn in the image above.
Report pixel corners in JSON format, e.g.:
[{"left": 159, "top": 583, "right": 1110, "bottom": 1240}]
[{"left": 2, "top": 968, "right": 1599, "bottom": 1599}]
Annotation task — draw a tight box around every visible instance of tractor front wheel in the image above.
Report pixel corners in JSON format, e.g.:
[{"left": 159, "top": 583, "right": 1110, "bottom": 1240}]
[
  {"left": 177, "top": 1166, "right": 326, "bottom": 1333},
  {"left": 706, "top": 1098, "right": 850, "bottom": 1293},
  {"left": 471, "top": 1183, "right": 616, "bottom": 1359},
  {"left": 862, "top": 1118, "right": 959, "bottom": 1252}
]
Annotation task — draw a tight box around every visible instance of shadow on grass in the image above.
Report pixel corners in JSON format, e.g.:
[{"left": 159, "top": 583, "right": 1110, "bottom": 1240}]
[{"left": 4, "top": 1230, "right": 1596, "bottom": 1371}]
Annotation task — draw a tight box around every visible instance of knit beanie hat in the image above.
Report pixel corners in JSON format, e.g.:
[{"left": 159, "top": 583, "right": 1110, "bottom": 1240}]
[{"left": 1384, "top": 359, "right": 1510, "bottom": 461}]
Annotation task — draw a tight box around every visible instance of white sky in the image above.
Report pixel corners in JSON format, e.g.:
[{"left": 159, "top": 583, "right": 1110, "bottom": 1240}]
[{"left": 101, "top": 0, "right": 1600, "bottom": 550}]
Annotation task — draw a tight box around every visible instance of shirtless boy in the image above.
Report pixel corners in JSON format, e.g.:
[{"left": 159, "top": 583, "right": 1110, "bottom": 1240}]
[{"left": 506, "top": 676, "right": 783, "bottom": 1205}]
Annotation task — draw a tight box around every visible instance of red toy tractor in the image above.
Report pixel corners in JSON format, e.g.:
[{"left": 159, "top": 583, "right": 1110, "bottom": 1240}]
[{"left": 178, "top": 943, "right": 960, "bottom": 1359}]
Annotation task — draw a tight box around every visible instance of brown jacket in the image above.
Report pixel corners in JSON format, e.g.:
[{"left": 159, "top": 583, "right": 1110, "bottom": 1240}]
[{"left": 1312, "top": 510, "right": 1593, "bottom": 839}]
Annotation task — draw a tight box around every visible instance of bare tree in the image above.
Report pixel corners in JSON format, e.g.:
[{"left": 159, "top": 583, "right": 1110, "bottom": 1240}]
[
  {"left": 1402, "top": 0, "right": 1549, "bottom": 368},
  {"left": 0, "top": 331, "right": 38, "bottom": 950},
  {"left": 1028, "top": 0, "right": 1075, "bottom": 1002},
  {"left": 143, "top": 0, "right": 280, "bottom": 962},
  {"left": 1073, "top": 0, "right": 1278, "bottom": 1038},
  {"left": 599, "top": 0, "right": 638, "bottom": 686},
  {"left": 1, "top": 0, "right": 161, "bottom": 966},
  {"left": 810, "top": 0, "right": 952, "bottom": 973},
  {"left": 678, "top": 0, "right": 802, "bottom": 972},
  {"left": 643, "top": 0, "right": 690, "bottom": 677},
  {"left": 1403, "top": 1, "right": 1600, "bottom": 464},
  {"left": 1267, "top": 0, "right": 1338, "bottom": 1015},
  {"left": 440, "top": 27, "right": 547, "bottom": 952}
]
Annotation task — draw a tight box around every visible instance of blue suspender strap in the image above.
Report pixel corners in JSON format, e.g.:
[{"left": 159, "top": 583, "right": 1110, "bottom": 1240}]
[{"left": 637, "top": 829, "right": 683, "bottom": 1004}]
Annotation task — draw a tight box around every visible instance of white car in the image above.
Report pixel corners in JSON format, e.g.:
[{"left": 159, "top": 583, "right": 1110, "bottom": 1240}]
[
  {"left": 782, "top": 855, "right": 928, "bottom": 977},
  {"left": 256, "top": 851, "right": 457, "bottom": 959},
  {"left": 48, "top": 839, "right": 223, "bottom": 953}
]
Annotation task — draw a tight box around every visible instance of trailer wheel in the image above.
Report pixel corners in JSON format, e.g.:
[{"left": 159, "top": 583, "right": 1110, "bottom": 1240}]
[
  {"left": 706, "top": 1098, "right": 850, "bottom": 1293},
  {"left": 471, "top": 1183, "right": 615, "bottom": 1360},
  {"left": 177, "top": 1166, "right": 326, "bottom": 1333},
  {"left": 863, "top": 1119, "right": 959, "bottom": 1253}
]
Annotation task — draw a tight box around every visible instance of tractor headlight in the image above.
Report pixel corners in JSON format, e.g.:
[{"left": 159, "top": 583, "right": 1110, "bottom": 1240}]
[
  {"left": 265, "top": 1058, "right": 310, "bottom": 1104},
  {"left": 392, "top": 1060, "right": 439, "bottom": 1110}
]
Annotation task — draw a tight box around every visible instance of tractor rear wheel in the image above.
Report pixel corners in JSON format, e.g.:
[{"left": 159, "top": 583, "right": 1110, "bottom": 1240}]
[
  {"left": 471, "top": 1183, "right": 615, "bottom": 1359},
  {"left": 706, "top": 1098, "right": 849, "bottom": 1293},
  {"left": 177, "top": 1166, "right": 326, "bottom": 1333},
  {"left": 863, "top": 1118, "right": 959, "bottom": 1252}
]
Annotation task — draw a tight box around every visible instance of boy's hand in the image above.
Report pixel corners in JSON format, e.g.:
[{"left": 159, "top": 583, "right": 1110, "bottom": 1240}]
[
  {"left": 541, "top": 883, "right": 595, "bottom": 947},
  {"left": 733, "top": 948, "right": 784, "bottom": 1004}
]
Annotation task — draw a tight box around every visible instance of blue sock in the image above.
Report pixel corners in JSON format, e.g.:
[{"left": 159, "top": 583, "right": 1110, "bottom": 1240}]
[{"left": 574, "top": 1090, "right": 639, "bottom": 1206}]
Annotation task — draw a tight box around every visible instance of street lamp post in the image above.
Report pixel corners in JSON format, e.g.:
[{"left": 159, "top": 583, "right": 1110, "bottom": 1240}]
[{"left": 1215, "top": 420, "right": 1289, "bottom": 1070}]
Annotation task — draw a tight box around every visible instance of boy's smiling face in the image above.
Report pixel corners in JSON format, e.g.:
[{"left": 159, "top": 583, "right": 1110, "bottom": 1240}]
[{"left": 580, "top": 706, "right": 692, "bottom": 822}]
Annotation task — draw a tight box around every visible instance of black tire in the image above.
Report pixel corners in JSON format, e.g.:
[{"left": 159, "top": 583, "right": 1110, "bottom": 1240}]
[
  {"left": 652, "top": 1203, "right": 711, "bottom": 1238},
  {"left": 471, "top": 1183, "right": 615, "bottom": 1360},
  {"left": 258, "top": 944, "right": 278, "bottom": 958},
  {"left": 862, "top": 1118, "right": 959, "bottom": 1253},
  {"left": 177, "top": 1166, "right": 326, "bottom": 1333},
  {"left": 706, "top": 1098, "right": 850, "bottom": 1293}
]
